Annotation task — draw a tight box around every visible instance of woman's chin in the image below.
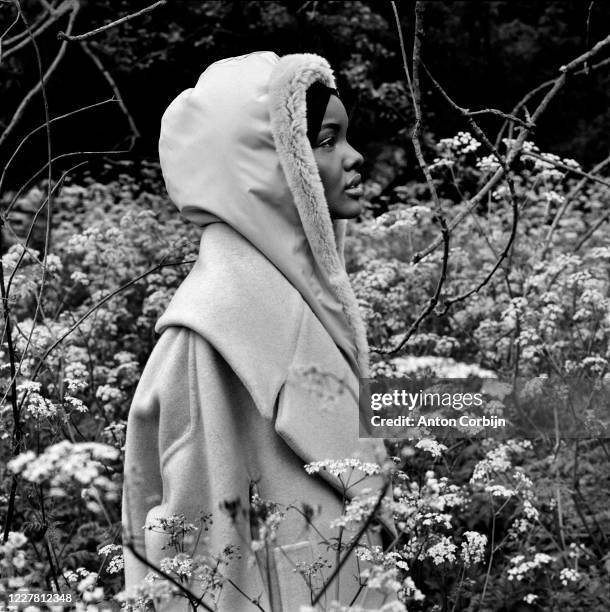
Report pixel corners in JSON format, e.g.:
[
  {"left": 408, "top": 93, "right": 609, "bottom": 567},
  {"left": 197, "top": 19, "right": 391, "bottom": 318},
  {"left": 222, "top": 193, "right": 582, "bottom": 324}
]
[{"left": 329, "top": 195, "right": 364, "bottom": 220}]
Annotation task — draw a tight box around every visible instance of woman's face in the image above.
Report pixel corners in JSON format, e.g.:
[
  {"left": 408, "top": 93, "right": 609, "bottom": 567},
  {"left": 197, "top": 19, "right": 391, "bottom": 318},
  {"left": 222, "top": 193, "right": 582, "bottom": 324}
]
[{"left": 312, "top": 95, "right": 364, "bottom": 220}]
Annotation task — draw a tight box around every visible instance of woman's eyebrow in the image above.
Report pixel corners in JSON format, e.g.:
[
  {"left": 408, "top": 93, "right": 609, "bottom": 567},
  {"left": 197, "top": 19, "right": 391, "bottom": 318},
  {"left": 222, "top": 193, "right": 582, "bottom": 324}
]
[{"left": 320, "top": 121, "right": 342, "bottom": 131}]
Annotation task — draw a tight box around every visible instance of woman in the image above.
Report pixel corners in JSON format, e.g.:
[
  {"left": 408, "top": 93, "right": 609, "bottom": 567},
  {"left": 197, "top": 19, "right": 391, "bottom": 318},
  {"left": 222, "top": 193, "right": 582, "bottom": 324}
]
[{"left": 122, "top": 51, "right": 391, "bottom": 611}]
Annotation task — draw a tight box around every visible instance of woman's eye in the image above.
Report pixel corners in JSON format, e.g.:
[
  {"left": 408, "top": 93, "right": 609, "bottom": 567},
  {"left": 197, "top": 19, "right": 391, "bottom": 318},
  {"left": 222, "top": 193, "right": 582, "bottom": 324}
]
[{"left": 317, "top": 136, "right": 336, "bottom": 149}]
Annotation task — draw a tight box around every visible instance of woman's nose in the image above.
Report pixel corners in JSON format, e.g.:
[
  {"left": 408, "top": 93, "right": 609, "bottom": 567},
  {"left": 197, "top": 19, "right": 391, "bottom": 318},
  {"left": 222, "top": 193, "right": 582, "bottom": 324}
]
[{"left": 346, "top": 142, "right": 364, "bottom": 169}]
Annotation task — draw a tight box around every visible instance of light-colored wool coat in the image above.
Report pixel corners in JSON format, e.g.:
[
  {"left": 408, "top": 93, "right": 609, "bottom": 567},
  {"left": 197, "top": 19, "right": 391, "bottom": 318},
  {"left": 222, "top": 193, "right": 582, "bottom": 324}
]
[{"left": 122, "top": 52, "right": 391, "bottom": 611}]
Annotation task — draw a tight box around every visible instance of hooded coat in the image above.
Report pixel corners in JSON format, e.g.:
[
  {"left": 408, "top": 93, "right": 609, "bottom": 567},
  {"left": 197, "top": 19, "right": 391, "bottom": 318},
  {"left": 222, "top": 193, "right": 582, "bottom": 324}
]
[{"left": 122, "top": 51, "right": 390, "bottom": 612}]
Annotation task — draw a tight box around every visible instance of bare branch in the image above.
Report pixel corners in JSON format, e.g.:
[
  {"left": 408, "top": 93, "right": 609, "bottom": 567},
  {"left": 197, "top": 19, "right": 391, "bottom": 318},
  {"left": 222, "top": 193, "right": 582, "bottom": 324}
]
[
  {"left": 122, "top": 537, "right": 215, "bottom": 612},
  {"left": 57, "top": 0, "right": 166, "bottom": 41},
  {"left": 2, "top": 0, "right": 72, "bottom": 60},
  {"left": 497, "top": 57, "right": 610, "bottom": 149},
  {"left": 79, "top": 42, "right": 139, "bottom": 147},
  {"left": 467, "top": 108, "right": 532, "bottom": 129},
  {"left": 0, "top": 0, "right": 21, "bottom": 63},
  {"left": 540, "top": 153, "right": 610, "bottom": 257},
  {"left": 421, "top": 64, "right": 520, "bottom": 312},
  {"left": 391, "top": 1, "right": 443, "bottom": 213},
  {"left": 0, "top": 0, "right": 80, "bottom": 150},
  {"left": 4, "top": 147, "right": 130, "bottom": 218},
  {"left": 525, "top": 151, "right": 610, "bottom": 189},
  {"left": 311, "top": 478, "right": 391, "bottom": 606},
  {"left": 414, "top": 31, "right": 610, "bottom": 265},
  {"left": 574, "top": 213, "right": 609, "bottom": 252},
  {"left": 28, "top": 258, "right": 195, "bottom": 383},
  {"left": 0, "top": 98, "right": 116, "bottom": 197},
  {"left": 5, "top": 163, "right": 84, "bottom": 297},
  {"left": 374, "top": 216, "right": 450, "bottom": 355}
]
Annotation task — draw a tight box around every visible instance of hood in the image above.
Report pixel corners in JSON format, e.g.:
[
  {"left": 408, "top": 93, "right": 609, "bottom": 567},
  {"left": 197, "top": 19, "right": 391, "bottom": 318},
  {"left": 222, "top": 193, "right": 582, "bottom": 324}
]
[{"left": 158, "top": 51, "right": 369, "bottom": 376}]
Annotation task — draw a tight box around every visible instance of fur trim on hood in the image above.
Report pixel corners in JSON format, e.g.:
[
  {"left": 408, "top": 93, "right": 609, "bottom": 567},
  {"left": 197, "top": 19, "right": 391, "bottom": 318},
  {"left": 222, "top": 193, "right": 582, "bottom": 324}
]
[{"left": 158, "top": 51, "right": 369, "bottom": 376}]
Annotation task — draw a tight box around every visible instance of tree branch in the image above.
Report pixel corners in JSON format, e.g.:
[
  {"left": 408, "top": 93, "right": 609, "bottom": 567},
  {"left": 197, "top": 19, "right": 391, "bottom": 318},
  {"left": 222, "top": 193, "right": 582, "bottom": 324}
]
[
  {"left": 0, "top": 97, "right": 116, "bottom": 198},
  {"left": 57, "top": 0, "right": 166, "bottom": 41},
  {"left": 0, "top": 0, "right": 80, "bottom": 150},
  {"left": 2, "top": 0, "right": 72, "bottom": 60},
  {"left": 540, "top": 153, "right": 610, "bottom": 257},
  {"left": 79, "top": 42, "right": 139, "bottom": 147}
]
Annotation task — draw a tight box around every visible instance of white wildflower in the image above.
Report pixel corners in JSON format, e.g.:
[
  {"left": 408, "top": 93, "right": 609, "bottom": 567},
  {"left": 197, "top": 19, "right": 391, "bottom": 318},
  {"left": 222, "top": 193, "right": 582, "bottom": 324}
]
[
  {"left": 426, "top": 536, "right": 457, "bottom": 565},
  {"left": 460, "top": 531, "right": 487, "bottom": 566},
  {"left": 415, "top": 438, "right": 447, "bottom": 458}
]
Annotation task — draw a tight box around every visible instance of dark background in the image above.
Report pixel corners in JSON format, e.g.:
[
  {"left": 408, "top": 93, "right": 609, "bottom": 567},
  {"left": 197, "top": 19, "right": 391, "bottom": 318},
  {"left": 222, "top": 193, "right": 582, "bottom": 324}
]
[{"left": 1, "top": 0, "right": 609, "bottom": 192}]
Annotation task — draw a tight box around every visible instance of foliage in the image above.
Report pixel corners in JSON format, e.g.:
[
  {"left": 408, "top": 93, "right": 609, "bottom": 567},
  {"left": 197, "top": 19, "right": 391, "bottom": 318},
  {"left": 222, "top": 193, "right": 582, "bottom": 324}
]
[
  {"left": 1, "top": 1, "right": 609, "bottom": 610},
  {"left": 1, "top": 129, "right": 609, "bottom": 609}
]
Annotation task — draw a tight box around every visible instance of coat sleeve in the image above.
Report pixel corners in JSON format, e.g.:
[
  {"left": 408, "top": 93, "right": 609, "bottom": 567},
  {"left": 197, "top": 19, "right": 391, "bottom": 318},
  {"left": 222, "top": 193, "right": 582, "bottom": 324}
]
[{"left": 121, "top": 326, "right": 261, "bottom": 609}]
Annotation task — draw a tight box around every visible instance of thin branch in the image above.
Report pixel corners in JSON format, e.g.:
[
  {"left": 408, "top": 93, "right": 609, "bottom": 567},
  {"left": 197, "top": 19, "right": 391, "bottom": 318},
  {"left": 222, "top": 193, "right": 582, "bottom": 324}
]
[
  {"left": 373, "top": 216, "right": 450, "bottom": 355},
  {"left": 0, "top": 0, "right": 80, "bottom": 150},
  {"left": 311, "top": 479, "right": 391, "bottom": 606},
  {"left": 2, "top": 0, "right": 59, "bottom": 541},
  {"left": 0, "top": 0, "right": 21, "bottom": 63},
  {"left": 421, "top": 64, "right": 520, "bottom": 313},
  {"left": 79, "top": 42, "right": 139, "bottom": 147},
  {"left": 4, "top": 147, "right": 130, "bottom": 218},
  {"left": 2, "top": 0, "right": 72, "bottom": 60},
  {"left": 0, "top": 234, "right": 23, "bottom": 543},
  {"left": 3, "top": 1, "right": 45, "bottom": 46},
  {"left": 380, "top": 2, "right": 453, "bottom": 356},
  {"left": 574, "top": 213, "right": 609, "bottom": 252},
  {"left": 5, "top": 164, "right": 83, "bottom": 296},
  {"left": 414, "top": 31, "right": 610, "bottom": 265},
  {"left": 57, "top": 0, "right": 166, "bottom": 41},
  {"left": 0, "top": 98, "right": 116, "bottom": 197},
  {"left": 540, "top": 153, "right": 610, "bottom": 257},
  {"left": 27, "top": 258, "right": 195, "bottom": 384},
  {"left": 466, "top": 107, "right": 532, "bottom": 129},
  {"left": 122, "top": 539, "right": 215, "bottom": 612},
  {"left": 497, "top": 56, "right": 610, "bottom": 149},
  {"left": 525, "top": 151, "right": 610, "bottom": 189}
]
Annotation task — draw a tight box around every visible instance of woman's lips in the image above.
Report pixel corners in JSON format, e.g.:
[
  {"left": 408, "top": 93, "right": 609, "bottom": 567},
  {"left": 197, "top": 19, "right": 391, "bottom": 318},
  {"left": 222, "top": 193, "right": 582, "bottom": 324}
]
[{"left": 344, "top": 185, "right": 364, "bottom": 198}]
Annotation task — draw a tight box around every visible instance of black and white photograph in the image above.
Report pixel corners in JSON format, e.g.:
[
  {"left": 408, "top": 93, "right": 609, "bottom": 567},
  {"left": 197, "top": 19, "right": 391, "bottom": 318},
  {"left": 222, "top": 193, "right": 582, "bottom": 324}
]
[{"left": 1, "top": 2, "right": 609, "bottom": 611}]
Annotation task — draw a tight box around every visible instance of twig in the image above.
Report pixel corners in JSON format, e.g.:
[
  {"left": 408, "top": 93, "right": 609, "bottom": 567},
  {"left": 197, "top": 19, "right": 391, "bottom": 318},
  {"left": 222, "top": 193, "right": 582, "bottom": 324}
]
[
  {"left": 414, "top": 31, "right": 610, "bottom": 265},
  {"left": 123, "top": 539, "right": 215, "bottom": 612},
  {"left": 0, "top": 0, "right": 80, "bottom": 150},
  {"left": 2, "top": 0, "right": 60, "bottom": 542},
  {"left": 373, "top": 216, "right": 449, "bottom": 355},
  {"left": 4, "top": 147, "right": 130, "bottom": 218},
  {"left": 466, "top": 108, "right": 532, "bottom": 129},
  {"left": 79, "top": 42, "right": 139, "bottom": 147},
  {"left": 0, "top": 0, "right": 21, "bottom": 63},
  {"left": 392, "top": 1, "right": 443, "bottom": 213},
  {"left": 311, "top": 479, "right": 390, "bottom": 606},
  {"left": 0, "top": 234, "right": 23, "bottom": 543},
  {"left": 540, "top": 153, "right": 610, "bottom": 257},
  {"left": 525, "top": 151, "right": 610, "bottom": 189},
  {"left": 5, "top": 164, "right": 83, "bottom": 296},
  {"left": 2, "top": 0, "right": 72, "bottom": 60},
  {"left": 478, "top": 490, "right": 497, "bottom": 608},
  {"left": 574, "top": 213, "right": 609, "bottom": 252},
  {"left": 0, "top": 98, "right": 116, "bottom": 197},
  {"left": 421, "top": 64, "right": 520, "bottom": 313},
  {"left": 379, "top": 2, "right": 451, "bottom": 355},
  {"left": 57, "top": 0, "right": 166, "bottom": 41},
  {"left": 496, "top": 56, "right": 610, "bottom": 149},
  {"left": 27, "top": 258, "right": 195, "bottom": 384}
]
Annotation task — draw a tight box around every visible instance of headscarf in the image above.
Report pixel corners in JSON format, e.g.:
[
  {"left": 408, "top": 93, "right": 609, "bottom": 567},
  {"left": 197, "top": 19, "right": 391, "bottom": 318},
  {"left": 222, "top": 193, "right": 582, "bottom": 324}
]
[
  {"left": 305, "top": 81, "right": 339, "bottom": 145},
  {"left": 157, "top": 51, "right": 369, "bottom": 376}
]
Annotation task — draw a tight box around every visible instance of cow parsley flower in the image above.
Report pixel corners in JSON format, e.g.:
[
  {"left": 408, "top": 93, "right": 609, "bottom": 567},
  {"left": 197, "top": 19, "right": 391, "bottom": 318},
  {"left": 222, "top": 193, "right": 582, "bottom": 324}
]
[
  {"left": 460, "top": 531, "right": 487, "bottom": 566},
  {"left": 415, "top": 438, "right": 447, "bottom": 458},
  {"left": 426, "top": 536, "right": 457, "bottom": 565},
  {"left": 304, "top": 459, "right": 381, "bottom": 478},
  {"left": 559, "top": 567, "right": 580, "bottom": 586}
]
